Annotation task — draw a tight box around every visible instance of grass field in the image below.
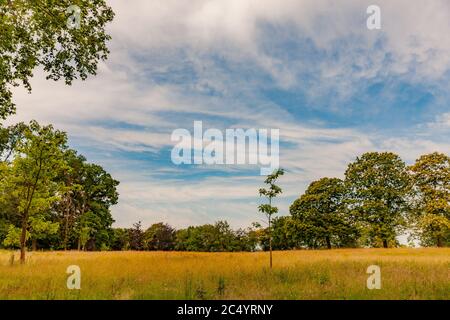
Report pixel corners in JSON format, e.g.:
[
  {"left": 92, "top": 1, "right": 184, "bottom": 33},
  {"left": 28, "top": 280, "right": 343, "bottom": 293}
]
[{"left": 0, "top": 248, "right": 449, "bottom": 300}]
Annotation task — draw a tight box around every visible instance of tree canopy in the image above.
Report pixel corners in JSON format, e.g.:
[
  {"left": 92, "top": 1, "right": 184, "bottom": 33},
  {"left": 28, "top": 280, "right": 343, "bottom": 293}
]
[
  {"left": 0, "top": 0, "right": 114, "bottom": 118},
  {"left": 290, "top": 177, "right": 359, "bottom": 249},
  {"left": 409, "top": 152, "right": 450, "bottom": 247},
  {"left": 344, "top": 152, "right": 411, "bottom": 248}
]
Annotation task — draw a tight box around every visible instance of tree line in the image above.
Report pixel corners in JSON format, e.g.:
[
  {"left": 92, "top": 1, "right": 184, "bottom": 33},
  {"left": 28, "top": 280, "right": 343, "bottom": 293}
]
[
  {"left": 1, "top": 121, "right": 449, "bottom": 258},
  {"left": 104, "top": 151, "right": 450, "bottom": 252}
]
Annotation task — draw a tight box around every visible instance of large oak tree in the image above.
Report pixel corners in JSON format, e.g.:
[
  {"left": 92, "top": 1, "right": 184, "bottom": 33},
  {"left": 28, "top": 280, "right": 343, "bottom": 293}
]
[
  {"left": 290, "top": 177, "right": 359, "bottom": 249},
  {"left": 345, "top": 152, "right": 411, "bottom": 248}
]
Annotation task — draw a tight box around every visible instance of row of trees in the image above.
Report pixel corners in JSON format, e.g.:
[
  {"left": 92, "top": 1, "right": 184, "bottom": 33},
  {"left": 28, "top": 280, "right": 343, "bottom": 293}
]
[
  {"left": 110, "top": 151, "right": 450, "bottom": 252},
  {"left": 1, "top": 127, "right": 448, "bottom": 256},
  {"left": 111, "top": 221, "right": 263, "bottom": 252},
  {"left": 280, "top": 152, "right": 450, "bottom": 249},
  {"left": 0, "top": 121, "right": 119, "bottom": 262}
]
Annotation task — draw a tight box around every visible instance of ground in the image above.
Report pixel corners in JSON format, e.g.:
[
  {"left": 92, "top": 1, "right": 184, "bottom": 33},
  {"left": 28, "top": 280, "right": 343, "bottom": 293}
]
[{"left": 0, "top": 248, "right": 448, "bottom": 299}]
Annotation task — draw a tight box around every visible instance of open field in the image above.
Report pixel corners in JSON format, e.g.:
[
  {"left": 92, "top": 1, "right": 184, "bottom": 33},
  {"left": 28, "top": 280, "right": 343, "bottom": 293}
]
[{"left": 0, "top": 249, "right": 449, "bottom": 300}]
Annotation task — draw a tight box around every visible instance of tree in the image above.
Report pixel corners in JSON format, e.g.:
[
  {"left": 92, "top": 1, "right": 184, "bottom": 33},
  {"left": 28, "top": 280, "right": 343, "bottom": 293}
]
[
  {"left": 271, "top": 216, "right": 302, "bottom": 250},
  {"left": 111, "top": 228, "right": 130, "bottom": 251},
  {"left": 174, "top": 224, "right": 221, "bottom": 252},
  {"left": 144, "top": 222, "right": 176, "bottom": 251},
  {"left": 173, "top": 221, "right": 252, "bottom": 252},
  {"left": 0, "top": 0, "right": 114, "bottom": 118},
  {"left": 290, "top": 178, "right": 359, "bottom": 249},
  {"left": 258, "top": 168, "right": 284, "bottom": 268},
  {"left": 0, "top": 121, "right": 67, "bottom": 262},
  {"left": 64, "top": 162, "right": 118, "bottom": 250},
  {"left": 345, "top": 152, "right": 411, "bottom": 248},
  {"left": 53, "top": 149, "right": 86, "bottom": 250},
  {"left": 129, "top": 221, "right": 144, "bottom": 250},
  {"left": 409, "top": 152, "right": 450, "bottom": 247}
]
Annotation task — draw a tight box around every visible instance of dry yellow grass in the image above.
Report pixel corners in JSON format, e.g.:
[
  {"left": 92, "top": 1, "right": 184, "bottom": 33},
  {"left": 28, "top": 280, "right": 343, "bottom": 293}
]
[{"left": 0, "top": 248, "right": 449, "bottom": 300}]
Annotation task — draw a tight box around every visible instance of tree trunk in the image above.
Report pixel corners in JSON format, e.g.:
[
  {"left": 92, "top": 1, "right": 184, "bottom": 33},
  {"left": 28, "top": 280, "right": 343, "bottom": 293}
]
[
  {"left": 63, "top": 199, "right": 70, "bottom": 250},
  {"left": 269, "top": 215, "right": 272, "bottom": 269},
  {"left": 32, "top": 239, "right": 37, "bottom": 251},
  {"left": 437, "top": 236, "right": 443, "bottom": 248},
  {"left": 77, "top": 238, "right": 81, "bottom": 251},
  {"left": 325, "top": 236, "right": 331, "bottom": 249},
  {"left": 19, "top": 218, "right": 27, "bottom": 264},
  {"left": 382, "top": 239, "right": 388, "bottom": 248},
  {"left": 19, "top": 150, "right": 43, "bottom": 264}
]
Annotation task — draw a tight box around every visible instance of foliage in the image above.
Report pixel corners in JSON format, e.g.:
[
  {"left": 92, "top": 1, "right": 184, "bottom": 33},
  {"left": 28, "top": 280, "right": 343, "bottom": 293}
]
[
  {"left": 0, "top": 120, "right": 119, "bottom": 255},
  {"left": 144, "top": 222, "right": 176, "bottom": 251},
  {"left": 0, "top": 121, "right": 68, "bottom": 261},
  {"left": 128, "top": 221, "right": 144, "bottom": 251},
  {"left": 409, "top": 152, "right": 450, "bottom": 247},
  {"left": 174, "top": 221, "right": 257, "bottom": 252},
  {"left": 29, "top": 215, "right": 59, "bottom": 248},
  {"left": 258, "top": 168, "right": 284, "bottom": 267},
  {"left": 0, "top": 0, "right": 115, "bottom": 118},
  {"left": 3, "top": 224, "right": 24, "bottom": 248},
  {"left": 290, "top": 178, "right": 359, "bottom": 249},
  {"left": 345, "top": 152, "right": 411, "bottom": 248}
]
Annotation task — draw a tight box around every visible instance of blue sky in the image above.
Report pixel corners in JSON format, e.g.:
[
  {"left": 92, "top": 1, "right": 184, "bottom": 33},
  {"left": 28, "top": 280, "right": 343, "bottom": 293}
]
[{"left": 9, "top": 0, "right": 450, "bottom": 230}]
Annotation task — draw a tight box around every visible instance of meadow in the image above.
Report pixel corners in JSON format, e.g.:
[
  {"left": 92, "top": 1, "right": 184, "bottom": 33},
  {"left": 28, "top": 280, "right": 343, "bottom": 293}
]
[{"left": 0, "top": 248, "right": 449, "bottom": 300}]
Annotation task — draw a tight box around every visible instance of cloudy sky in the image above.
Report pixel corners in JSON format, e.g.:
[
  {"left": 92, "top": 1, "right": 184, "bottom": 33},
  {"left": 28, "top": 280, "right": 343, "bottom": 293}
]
[{"left": 8, "top": 0, "right": 450, "bottom": 230}]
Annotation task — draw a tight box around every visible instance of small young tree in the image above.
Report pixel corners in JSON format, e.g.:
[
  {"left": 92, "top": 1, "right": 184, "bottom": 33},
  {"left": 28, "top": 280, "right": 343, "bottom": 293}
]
[{"left": 258, "top": 168, "right": 284, "bottom": 269}]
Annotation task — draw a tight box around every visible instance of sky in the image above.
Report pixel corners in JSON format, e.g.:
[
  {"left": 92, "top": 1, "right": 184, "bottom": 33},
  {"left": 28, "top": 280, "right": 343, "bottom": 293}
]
[{"left": 7, "top": 0, "right": 450, "bottom": 231}]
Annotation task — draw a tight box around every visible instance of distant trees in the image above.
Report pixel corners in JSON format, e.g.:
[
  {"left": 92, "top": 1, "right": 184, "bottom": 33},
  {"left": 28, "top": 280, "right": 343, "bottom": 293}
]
[
  {"left": 105, "top": 221, "right": 259, "bottom": 252},
  {"left": 144, "top": 223, "right": 176, "bottom": 250},
  {"left": 128, "top": 221, "right": 144, "bottom": 251},
  {"left": 174, "top": 221, "right": 254, "bottom": 252}
]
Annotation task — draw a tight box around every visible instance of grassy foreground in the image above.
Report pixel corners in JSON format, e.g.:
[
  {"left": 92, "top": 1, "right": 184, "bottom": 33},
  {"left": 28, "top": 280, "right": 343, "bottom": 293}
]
[{"left": 0, "top": 248, "right": 449, "bottom": 300}]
